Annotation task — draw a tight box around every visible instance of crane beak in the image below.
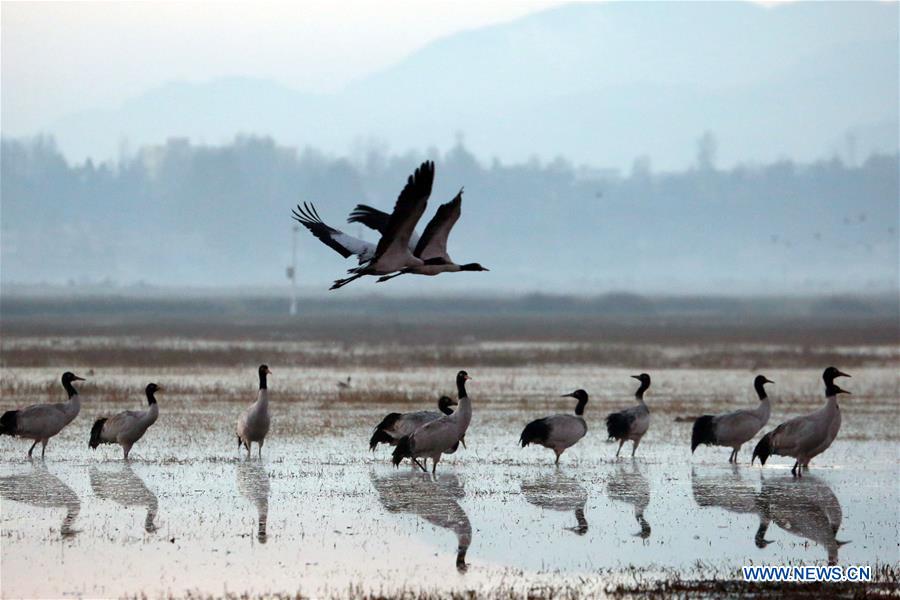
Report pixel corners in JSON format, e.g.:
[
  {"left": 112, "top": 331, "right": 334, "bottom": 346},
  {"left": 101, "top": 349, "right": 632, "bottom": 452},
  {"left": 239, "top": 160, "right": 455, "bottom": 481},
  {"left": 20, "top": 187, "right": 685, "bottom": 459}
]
[
  {"left": 156, "top": 385, "right": 164, "bottom": 392},
  {"left": 73, "top": 375, "right": 86, "bottom": 381},
  {"left": 465, "top": 375, "right": 472, "bottom": 381},
  {"left": 630, "top": 375, "right": 642, "bottom": 380},
  {"left": 266, "top": 367, "right": 273, "bottom": 375},
  {"left": 561, "top": 392, "right": 576, "bottom": 398},
  {"left": 836, "top": 370, "right": 850, "bottom": 378},
  {"left": 837, "top": 388, "right": 851, "bottom": 395},
  {"left": 764, "top": 377, "right": 775, "bottom": 384}
]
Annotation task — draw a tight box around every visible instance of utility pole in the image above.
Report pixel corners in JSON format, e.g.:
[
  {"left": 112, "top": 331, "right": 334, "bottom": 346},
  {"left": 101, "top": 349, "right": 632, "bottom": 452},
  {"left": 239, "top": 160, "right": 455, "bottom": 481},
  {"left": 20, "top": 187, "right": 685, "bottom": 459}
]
[{"left": 288, "top": 225, "right": 299, "bottom": 315}]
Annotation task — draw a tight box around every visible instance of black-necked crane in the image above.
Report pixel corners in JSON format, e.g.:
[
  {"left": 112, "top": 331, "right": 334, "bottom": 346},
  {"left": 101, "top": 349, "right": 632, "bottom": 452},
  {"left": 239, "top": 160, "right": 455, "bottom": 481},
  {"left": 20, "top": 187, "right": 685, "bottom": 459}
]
[
  {"left": 606, "top": 373, "right": 651, "bottom": 457},
  {"left": 0, "top": 371, "right": 86, "bottom": 458},
  {"left": 753, "top": 367, "right": 850, "bottom": 477},
  {"left": 237, "top": 365, "right": 272, "bottom": 458},
  {"left": 292, "top": 161, "right": 435, "bottom": 290},
  {"left": 370, "top": 395, "right": 458, "bottom": 451},
  {"left": 691, "top": 375, "right": 774, "bottom": 463},
  {"left": 392, "top": 371, "right": 472, "bottom": 474},
  {"left": 362, "top": 191, "right": 489, "bottom": 282},
  {"left": 89, "top": 382, "right": 161, "bottom": 460},
  {"left": 519, "top": 390, "right": 589, "bottom": 465}
]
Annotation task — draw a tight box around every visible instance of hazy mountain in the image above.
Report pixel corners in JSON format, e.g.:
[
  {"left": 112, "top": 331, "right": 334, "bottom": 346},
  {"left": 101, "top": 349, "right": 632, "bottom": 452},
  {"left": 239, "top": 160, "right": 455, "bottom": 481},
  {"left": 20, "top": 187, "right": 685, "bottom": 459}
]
[{"left": 43, "top": 1, "right": 898, "bottom": 169}]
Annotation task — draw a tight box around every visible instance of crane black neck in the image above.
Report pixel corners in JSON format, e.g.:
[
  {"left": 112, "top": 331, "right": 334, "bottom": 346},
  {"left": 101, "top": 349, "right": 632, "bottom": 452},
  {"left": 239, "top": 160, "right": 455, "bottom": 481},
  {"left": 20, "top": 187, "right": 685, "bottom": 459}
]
[
  {"left": 574, "top": 397, "right": 588, "bottom": 416},
  {"left": 456, "top": 377, "right": 468, "bottom": 400},
  {"left": 754, "top": 379, "right": 769, "bottom": 400},
  {"left": 438, "top": 397, "right": 454, "bottom": 415},
  {"left": 259, "top": 371, "right": 268, "bottom": 390},
  {"left": 635, "top": 381, "right": 650, "bottom": 400},
  {"left": 825, "top": 383, "right": 842, "bottom": 399},
  {"left": 146, "top": 388, "right": 158, "bottom": 405},
  {"left": 63, "top": 380, "right": 79, "bottom": 399}
]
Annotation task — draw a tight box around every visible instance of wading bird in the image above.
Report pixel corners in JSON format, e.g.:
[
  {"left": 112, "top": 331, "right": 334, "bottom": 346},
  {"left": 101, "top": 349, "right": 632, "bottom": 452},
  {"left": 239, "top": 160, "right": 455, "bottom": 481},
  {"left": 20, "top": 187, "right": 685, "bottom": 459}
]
[
  {"left": 606, "top": 374, "right": 651, "bottom": 457},
  {"left": 752, "top": 367, "right": 850, "bottom": 477},
  {"left": 392, "top": 371, "right": 472, "bottom": 474},
  {"left": 519, "top": 390, "right": 589, "bottom": 465},
  {"left": 89, "top": 383, "right": 161, "bottom": 460},
  {"left": 237, "top": 365, "right": 273, "bottom": 458},
  {"left": 370, "top": 396, "right": 458, "bottom": 452},
  {"left": 292, "top": 161, "right": 435, "bottom": 290},
  {"left": 0, "top": 371, "right": 86, "bottom": 458},
  {"left": 691, "top": 375, "right": 774, "bottom": 463}
]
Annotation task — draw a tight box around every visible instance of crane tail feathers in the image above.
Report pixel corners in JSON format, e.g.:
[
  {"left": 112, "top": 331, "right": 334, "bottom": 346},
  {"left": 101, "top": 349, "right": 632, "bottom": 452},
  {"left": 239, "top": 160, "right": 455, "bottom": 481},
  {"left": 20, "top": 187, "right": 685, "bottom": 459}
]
[
  {"left": 752, "top": 431, "right": 773, "bottom": 465},
  {"left": 0, "top": 410, "right": 19, "bottom": 436},
  {"left": 520, "top": 418, "right": 550, "bottom": 447},
  {"left": 605, "top": 412, "right": 632, "bottom": 440},
  {"left": 391, "top": 435, "right": 413, "bottom": 467},
  {"left": 89, "top": 418, "right": 107, "bottom": 449},
  {"left": 691, "top": 415, "right": 716, "bottom": 453},
  {"left": 369, "top": 428, "right": 395, "bottom": 452}
]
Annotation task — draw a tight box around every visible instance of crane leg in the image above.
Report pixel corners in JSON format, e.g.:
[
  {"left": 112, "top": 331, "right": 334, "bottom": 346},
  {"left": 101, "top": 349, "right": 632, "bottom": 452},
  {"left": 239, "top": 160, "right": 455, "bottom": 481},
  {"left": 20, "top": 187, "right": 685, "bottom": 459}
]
[
  {"left": 616, "top": 440, "right": 625, "bottom": 458},
  {"left": 413, "top": 458, "right": 427, "bottom": 473},
  {"left": 631, "top": 439, "right": 640, "bottom": 457},
  {"left": 27, "top": 440, "right": 39, "bottom": 458},
  {"left": 40, "top": 439, "right": 48, "bottom": 458},
  {"left": 258, "top": 439, "right": 264, "bottom": 458},
  {"left": 554, "top": 449, "right": 562, "bottom": 466}
]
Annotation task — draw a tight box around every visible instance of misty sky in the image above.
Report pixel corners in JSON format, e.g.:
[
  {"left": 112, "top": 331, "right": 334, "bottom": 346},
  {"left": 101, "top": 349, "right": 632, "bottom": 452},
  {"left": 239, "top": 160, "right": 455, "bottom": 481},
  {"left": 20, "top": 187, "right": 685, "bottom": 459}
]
[{"left": 2, "top": 0, "right": 557, "bottom": 133}]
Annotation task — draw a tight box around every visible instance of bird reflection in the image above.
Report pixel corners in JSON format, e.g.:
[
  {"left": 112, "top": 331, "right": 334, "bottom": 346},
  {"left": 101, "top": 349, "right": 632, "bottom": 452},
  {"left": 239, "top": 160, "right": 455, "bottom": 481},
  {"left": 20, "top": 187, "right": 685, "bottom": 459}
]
[
  {"left": 371, "top": 470, "right": 471, "bottom": 572},
  {"left": 606, "top": 460, "right": 651, "bottom": 539},
  {"left": 691, "top": 465, "right": 769, "bottom": 547},
  {"left": 236, "top": 459, "right": 270, "bottom": 543},
  {"left": 758, "top": 475, "right": 848, "bottom": 565},
  {"left": 90, "top": 464, "right": 159, "bottom": 533},
  {"left": 691, "top": 467, "right": 848, "bottom": 564},
  {"left": 0, "top": 462, "right": 80, "bottom": 537},
  {"left": 520, "top": 472, "right": 589, "bottom": 534}
]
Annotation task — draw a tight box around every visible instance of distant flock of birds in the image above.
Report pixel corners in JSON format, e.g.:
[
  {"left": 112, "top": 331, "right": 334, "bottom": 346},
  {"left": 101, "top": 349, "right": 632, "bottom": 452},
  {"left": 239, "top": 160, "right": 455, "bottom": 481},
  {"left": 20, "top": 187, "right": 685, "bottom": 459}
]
[{"left": 0, "top": 365, "right": 850, "bottom": 478}]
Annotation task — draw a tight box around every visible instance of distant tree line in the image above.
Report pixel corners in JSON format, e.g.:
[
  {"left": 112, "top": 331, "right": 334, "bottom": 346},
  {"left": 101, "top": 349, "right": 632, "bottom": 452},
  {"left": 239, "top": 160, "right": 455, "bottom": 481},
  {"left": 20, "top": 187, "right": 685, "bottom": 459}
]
[{"left": 1, "top": 135, "right": 897, "bottom": 294}]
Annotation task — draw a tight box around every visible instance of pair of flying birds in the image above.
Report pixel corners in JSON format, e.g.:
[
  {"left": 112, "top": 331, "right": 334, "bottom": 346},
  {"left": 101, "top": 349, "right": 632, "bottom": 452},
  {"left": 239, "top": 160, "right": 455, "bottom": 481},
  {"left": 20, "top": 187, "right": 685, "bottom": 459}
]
[{"left": 291, "top": 161, "right": 488, "bottom": 290}]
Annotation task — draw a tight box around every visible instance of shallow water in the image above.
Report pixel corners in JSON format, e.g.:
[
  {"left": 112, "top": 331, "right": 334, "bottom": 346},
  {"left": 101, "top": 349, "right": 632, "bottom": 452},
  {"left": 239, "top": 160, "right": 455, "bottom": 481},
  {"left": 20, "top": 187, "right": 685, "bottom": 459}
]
[{"left": 0, "top": 366, "right": 897, "bottom": 598}]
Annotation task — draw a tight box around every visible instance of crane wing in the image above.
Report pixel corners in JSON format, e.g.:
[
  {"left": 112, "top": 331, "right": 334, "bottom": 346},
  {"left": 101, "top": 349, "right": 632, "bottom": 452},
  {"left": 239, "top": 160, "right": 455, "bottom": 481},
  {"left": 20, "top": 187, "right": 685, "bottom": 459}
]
[
  {"left": 414, "top": 189, "right": 462, "bottom": 260},
  {"left": 292, "top": 202, "right": 375, "bottom": 261},
  {"left": 372, "top": 161, "right": 434, "bottom": 260}
]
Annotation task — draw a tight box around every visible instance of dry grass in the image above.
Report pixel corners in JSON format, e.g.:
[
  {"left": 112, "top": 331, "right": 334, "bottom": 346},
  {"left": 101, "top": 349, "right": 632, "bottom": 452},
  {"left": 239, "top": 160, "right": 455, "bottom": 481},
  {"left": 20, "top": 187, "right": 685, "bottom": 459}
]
[{"left": 124, "top": 563, "right": 900, "bottom": 600}]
